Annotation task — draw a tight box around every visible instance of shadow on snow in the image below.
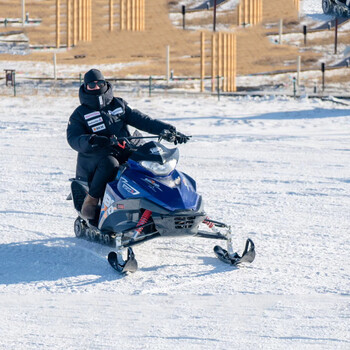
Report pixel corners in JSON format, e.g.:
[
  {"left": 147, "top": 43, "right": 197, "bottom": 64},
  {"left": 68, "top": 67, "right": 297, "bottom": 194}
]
[{"left": 0, "top": 237, "right": 121, "bottom": 285}]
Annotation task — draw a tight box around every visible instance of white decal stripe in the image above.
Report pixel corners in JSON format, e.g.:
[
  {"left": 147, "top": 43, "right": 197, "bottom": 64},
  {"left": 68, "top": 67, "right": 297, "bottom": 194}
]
[
  {"left": 112, "top": 107, "right": 123, "bottom": 115},
  {"left": 92, "top": 124, "right": 106, "bottom": 132},
  {"left": 84, "top": 111, "right": 100, "bottom": 120},
  {"left": 87, "top": 117, "right": 103, "bottom": 126}
]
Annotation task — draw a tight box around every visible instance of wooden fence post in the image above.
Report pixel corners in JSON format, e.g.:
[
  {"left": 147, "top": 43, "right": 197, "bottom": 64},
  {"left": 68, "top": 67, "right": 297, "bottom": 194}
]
[
  {"left": 120, "top": 0, "right": 124, "bottom": 30},
  {"left": 67, "top": 0, "right": 71, "bottom": 48},
  {"left": 56, "top": 0, "right": 60, "bottom": 48},
  {"left": 211, "top": 34, "right": 216, "bottom": 92},
  {"left": 232, "top": 34, "right": 236, "bottom": 92},
  {"left": 200, "top": 32, "right": 205, "bottom": 92},
  {"left": 110, "top": 0, "right": 113, "bottom": 31}
]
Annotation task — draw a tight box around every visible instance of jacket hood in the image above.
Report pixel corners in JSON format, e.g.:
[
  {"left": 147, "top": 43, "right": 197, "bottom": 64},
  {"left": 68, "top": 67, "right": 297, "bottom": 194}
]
[{"left": 79, "top": 81, "right": 114, "bottom": 110}]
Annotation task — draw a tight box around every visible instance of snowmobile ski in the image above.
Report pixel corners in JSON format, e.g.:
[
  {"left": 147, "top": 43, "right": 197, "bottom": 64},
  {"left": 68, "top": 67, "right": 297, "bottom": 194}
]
[
  {"left": 108, "top": 247, "right": 138, "bottom": 273},
  {"left": 214, "top": 238, "right": 255, "bottom": 266}
]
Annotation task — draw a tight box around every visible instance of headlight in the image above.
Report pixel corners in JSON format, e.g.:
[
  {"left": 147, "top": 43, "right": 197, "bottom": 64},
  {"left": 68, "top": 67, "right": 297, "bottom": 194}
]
[{"left": 140, "top": 159, "right": 177, "bottom": 176}]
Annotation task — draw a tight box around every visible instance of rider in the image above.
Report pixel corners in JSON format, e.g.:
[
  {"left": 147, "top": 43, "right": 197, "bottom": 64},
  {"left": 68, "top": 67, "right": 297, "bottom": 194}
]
[{"left": 67, "top": 68, "right": 189, "bottom": 220}]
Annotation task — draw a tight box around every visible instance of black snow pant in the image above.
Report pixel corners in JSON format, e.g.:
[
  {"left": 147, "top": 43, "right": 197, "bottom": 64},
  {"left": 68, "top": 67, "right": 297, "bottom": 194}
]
[{"left": 88, "top": 155, "right": 119, "bottom": 199}]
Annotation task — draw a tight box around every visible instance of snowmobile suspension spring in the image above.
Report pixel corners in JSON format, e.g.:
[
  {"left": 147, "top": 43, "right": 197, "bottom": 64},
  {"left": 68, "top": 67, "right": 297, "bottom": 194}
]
[
  {"left": 136, "top": 210, "right": 152, "bottom": 233},
  {"left": 203, "top": 216, "right": 214, "bottom": 229}
]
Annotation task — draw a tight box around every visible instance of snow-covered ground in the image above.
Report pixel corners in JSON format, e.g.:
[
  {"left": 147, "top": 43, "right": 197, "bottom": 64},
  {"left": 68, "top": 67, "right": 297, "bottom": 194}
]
[{"left": 0, "top": 93, "right": 349, "bottom": 349}]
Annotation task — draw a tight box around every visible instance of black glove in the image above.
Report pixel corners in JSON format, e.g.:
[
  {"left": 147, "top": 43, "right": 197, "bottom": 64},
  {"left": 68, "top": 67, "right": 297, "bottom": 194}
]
[
  {"left": 160, "top": 129, "right": 176, "bottom": 143},
  {"left": 174, "top": 132, "right": 190, "bottom": 145},
  {"left": 88, "top": 135, "right": 111, "bottom": 148}
]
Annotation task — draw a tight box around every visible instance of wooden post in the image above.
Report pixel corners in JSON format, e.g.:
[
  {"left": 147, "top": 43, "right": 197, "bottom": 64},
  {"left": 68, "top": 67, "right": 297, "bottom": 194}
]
[
  {"left": 120, "top": 0, "right": 124, "bottom": 30},
  {"left": 110, "top": 0, "right": 113, "bottom": 31},
  {"left": 56, "top": 0, "right": 60, "bottom": 48},
  {"left": 211, "top": 34, "right": 216, "bottom": 92},
  {"left": 89, "top": 0, "right": 92, "bottom": 40},
  {"left": 88, "top": 0, "right": 91, "bottom": 41},
  {"left": 237, "top": 4, "right": 241, "bottom": 26},
  {"left": 227, "top": 34, "right": 230, "bottom": 91},
  {"left": 67, "top": 0, "right": 71, "bottom": 48},
  {"left": 82, "top": 0, "right": 85, "bottom": 41},
  {"left": 84, "top": 0, "right": 88, "bottom": 41},
  {"left": 73, "top": 0, "right": 77, "bottom": 45},
  {"left": 200, "top": 32, "right": 205, "bottom": 92},
  {"left": 132, "top": 0, "right": 136, "bottom": 31},
  {"left": 78, "top": 0, "right": 82, "bottom": 41},
  {"left": 254, "top": 0, "right": 257, "bottom": 25},
  {"left": 249, "top": 0, "right": 253, "bottom": 25},
  {"left": 81, "top": 0, "right": 85, "bottom": 41},
  {"left": 218, "top": 32, "right": 222, "bottom": 88},
  {"left": 232, "top": 34, "right": 236, "bottom": 92},
  {"left": 136, "top": 0, "right": 141, "bottom": 32},
  {"left": 126, "top": 0, "right": 130, "bottom": 30},
  {"left": 223, "top": 33, "right": 227, "bottom": 91},
  {"left": 140, "top": 0, "right": 143, "bottom": 30}
]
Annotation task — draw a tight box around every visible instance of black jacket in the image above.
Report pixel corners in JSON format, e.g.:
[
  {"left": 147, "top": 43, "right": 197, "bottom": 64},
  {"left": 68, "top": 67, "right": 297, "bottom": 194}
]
[{"left": 67, "top": 82, "right": 173, "bottom": 180}]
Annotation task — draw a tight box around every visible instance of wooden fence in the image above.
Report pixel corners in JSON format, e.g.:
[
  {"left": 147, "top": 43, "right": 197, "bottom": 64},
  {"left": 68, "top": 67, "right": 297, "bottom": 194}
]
[
  {"left": 57, "top": 0, "right": 145, "bottom": 49},
  {"left": 200, "top": 32, "right": 237, "bottom": 93},
  {"left": 118, "top": 0, "right": 145, "bottom": 31},
  {"left": 293, "top": 0, "right": 300, "bottom": 12},
  {"left": 237, "top": 0, "right": 263, "bottom": 27},
  {"left": 56, "top": 0, "right": 92, "bottom": 48}
]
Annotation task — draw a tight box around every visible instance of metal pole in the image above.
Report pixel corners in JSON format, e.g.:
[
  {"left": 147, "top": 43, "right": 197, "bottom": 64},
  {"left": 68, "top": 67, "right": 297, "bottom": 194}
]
[
  {"left": 293, "top": 77, "right": 296, "bottom": 98},
  {"left": 297, "top": 56, "right": 301, "bottom": 90},
  {"left": 321, "top": 63, "right": 325, "bottom": 92},
  {"left": 53, "top": 53, "right": 57, "bottom": 80},
  {"left": 334, "top": 17, "right": 338, "bottom": 54},
  {"left": 213, "top": 0, "right": 217, "bottom": 32},
  {"left": 217, "top": 75, "right": 220, "bottom": 101},
  {"left": 22, "top": 0, "right": 25, "bottom": 26},
  {"left": 182, "top": 5, "right": 186, "bottom": 30},
  {"left": 279, "top": 19, "right": 283, "bottom": 44},
  {"left": 149, "top": 76, "right": 152, "bottom": 97},
  {"left": 13, "top": 71, "right": 16, "bottom": 97},
  {"left": 166, "top": 45, "right": 170, "bottom": 84}
]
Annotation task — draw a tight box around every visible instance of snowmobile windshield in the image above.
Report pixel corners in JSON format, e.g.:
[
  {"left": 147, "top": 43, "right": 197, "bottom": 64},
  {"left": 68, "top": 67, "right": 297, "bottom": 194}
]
[
  {"left": 129, "top": 141, "right": 179, "bottom": 176},
  {"left": 140, "top": 158, "right": 177, "bottom": 176}
]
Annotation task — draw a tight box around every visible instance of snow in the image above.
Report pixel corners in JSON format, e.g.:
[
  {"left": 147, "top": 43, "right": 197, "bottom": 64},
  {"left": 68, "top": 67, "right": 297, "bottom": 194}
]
[
  {"left": 1, "top": 93, "right": 349, "bottom": 349},
  {"left": 1, "top": 1, "right": 350, "bottom": 349}
]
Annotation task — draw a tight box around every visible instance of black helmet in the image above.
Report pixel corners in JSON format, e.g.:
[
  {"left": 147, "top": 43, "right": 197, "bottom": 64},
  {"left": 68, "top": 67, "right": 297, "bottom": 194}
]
[{"left": 83, "top": 68, "right": 107, "bottom": 95}]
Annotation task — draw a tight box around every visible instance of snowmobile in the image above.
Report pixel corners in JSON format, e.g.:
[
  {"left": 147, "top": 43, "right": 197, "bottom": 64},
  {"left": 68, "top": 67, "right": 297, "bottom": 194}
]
[
  {"left": 322, "top": 0, "right": 350, "bottom": 17},
  {"left": 68, "top": 135, "right": 255, "bottom": 273}
]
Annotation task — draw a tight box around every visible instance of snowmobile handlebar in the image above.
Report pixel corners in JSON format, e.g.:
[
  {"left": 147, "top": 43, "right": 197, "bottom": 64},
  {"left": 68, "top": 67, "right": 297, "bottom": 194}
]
[{"left": 110, "top": 133, "right": 192, "bottom": 151}]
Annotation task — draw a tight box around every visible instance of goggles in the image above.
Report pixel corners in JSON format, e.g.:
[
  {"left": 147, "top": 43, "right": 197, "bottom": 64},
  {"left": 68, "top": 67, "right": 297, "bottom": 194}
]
[{"left": 86, "top": 80, "right": 106, "bottom": 89}]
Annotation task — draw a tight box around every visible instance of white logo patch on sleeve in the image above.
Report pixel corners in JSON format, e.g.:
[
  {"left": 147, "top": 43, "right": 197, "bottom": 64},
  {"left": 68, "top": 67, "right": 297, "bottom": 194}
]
[
  {"left": 84, "top": 111, "right": 101, "bottom": 120},
  {"left": 110, "top": 107, "right": 123, "bottom": 116},
  {"left": 92, "top": 124, "right": 106, "bottom": 132},
  {"left": 87, "top": 117, "right": 103, "bottom": 126}
]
